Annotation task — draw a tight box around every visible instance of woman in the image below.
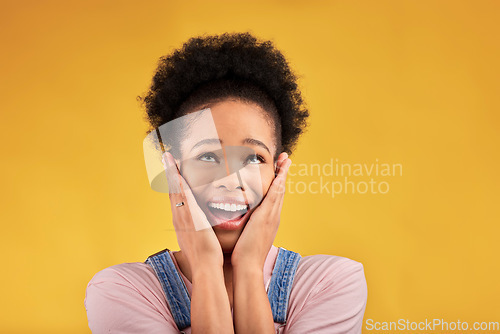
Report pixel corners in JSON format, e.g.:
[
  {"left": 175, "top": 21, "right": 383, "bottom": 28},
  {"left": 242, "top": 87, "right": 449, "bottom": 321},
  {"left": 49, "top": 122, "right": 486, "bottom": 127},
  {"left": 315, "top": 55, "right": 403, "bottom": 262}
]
[{"left": 84, "top": 32, "right": 367, "bottom": 334}]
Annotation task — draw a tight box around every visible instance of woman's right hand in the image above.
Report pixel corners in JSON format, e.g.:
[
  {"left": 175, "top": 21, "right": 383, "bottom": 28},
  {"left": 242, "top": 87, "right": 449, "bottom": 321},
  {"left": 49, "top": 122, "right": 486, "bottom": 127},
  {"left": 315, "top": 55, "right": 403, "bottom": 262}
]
[
  {"left": 164, "top": 151, "right": 234, "bottom": 334},
  {"left": 163, "top": 151, "right": 224, "bottom": 272}
]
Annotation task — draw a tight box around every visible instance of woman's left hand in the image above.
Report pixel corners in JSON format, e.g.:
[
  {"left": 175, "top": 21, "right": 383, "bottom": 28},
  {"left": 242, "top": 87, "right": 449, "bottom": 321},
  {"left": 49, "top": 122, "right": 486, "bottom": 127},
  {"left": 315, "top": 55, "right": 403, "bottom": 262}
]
[{"left": 231, "top": 152, "right": 292, "bottom": 270}]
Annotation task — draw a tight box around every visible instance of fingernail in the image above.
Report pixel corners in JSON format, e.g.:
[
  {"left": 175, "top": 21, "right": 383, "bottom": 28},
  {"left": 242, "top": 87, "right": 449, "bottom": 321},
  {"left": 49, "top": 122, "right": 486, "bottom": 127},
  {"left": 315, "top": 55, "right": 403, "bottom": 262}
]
[
  {"left": 165, "top": 152, "right": 174, "bottom": 167},
  {"left": 277, "top": 152, "right": 288, "bottom": 165}
]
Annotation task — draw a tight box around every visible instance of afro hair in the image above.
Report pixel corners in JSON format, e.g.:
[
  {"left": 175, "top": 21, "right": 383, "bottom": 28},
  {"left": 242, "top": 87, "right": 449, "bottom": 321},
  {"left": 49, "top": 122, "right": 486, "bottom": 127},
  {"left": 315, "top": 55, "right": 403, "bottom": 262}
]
[{"left": 138, "top": 31, "right": 309, "bottom": 158}]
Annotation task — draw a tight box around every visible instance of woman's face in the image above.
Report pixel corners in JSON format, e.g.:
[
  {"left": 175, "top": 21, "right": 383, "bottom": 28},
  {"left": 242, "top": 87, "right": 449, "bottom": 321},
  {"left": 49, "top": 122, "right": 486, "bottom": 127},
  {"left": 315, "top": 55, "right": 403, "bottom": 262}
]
[{"left": 176, "top": 99, "right": 277, "bottom": 254}]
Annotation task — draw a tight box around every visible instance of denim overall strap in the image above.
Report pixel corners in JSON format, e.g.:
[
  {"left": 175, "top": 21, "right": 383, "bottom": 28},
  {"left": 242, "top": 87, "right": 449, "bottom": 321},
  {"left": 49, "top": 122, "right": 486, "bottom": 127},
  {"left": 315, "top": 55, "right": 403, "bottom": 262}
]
[
  {"left": 145, "top": 249, "right": 191, "bottom": 331},
  {"left": 267, "top": 247, "right": 302, "bottom": 323}
]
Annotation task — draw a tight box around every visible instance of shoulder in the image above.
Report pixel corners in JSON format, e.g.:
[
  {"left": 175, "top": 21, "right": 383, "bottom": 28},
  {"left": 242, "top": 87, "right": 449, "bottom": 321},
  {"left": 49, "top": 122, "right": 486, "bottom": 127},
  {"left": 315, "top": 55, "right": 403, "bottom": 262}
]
[
  {"left": 85, "top": 261, "right": 166, "bottom": 311},
  {"left": 84, "top": 262, "right": 179, "bottom": 333},
  {"left": 295, "top": 254, "right": 366, "bottom": 290},
  {"left": 86, "top": 261, "right": 159, "bottom": 289},
  {"left": 284, "top": 253, "right": 367, "bottom": 333}
]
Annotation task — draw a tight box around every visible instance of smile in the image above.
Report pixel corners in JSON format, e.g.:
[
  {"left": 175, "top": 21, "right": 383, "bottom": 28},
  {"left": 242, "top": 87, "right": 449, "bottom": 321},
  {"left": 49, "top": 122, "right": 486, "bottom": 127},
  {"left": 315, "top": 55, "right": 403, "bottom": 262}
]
[
  {"left": 205, "top": 198, "right": 252, "bottom": 230},
  {"left": 208, "top": 202, "right": 249, "bottom": 212},
  {"left": 207, "top": 201, "right": 249, "bottom": 221}
]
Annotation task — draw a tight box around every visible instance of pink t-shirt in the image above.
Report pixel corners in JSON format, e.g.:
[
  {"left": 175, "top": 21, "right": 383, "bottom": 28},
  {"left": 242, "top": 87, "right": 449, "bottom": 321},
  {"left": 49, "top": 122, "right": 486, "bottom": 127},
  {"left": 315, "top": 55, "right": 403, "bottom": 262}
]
[{"left": 84, "top": 245, "right": 367, "bottom": 333}]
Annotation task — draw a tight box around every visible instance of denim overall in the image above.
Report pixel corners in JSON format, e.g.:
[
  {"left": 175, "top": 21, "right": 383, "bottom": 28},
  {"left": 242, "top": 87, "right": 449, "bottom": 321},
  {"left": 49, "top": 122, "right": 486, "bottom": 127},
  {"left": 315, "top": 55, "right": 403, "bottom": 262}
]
[{"left": 145, "top": 247, "right": 302, "bottom": 333}]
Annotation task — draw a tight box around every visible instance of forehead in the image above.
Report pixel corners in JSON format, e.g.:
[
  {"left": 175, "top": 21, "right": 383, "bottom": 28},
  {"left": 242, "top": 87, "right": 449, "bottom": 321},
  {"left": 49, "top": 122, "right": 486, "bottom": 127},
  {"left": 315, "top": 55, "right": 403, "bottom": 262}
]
[{"left": 180, "top": 100, "right": 276, "bottom": 154}]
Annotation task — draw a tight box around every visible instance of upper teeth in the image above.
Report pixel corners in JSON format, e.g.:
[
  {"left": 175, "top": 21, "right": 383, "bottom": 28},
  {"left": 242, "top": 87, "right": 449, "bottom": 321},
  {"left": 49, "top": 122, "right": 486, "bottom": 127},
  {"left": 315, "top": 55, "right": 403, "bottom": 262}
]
[{"left": 209, "top": 202, "right": 248, "bottom": 212}]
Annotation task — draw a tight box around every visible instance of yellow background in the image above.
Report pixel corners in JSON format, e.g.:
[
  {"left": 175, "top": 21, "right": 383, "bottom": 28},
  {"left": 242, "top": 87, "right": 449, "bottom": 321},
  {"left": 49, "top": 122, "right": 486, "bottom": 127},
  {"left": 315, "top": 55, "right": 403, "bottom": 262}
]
[{"left": 1, "top": 0, "right": 499, "bottom": 333}]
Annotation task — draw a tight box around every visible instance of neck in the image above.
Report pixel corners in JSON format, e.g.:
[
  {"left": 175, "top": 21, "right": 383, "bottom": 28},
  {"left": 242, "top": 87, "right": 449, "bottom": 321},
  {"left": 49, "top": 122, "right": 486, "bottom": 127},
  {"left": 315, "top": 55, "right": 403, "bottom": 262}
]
[
  {"left": 223, "top": 252, "right": 233, "bottom": 266},
  {"left": 222, "top": 253, "right": 234, "bottom": 292},
  {"left": 174, "top": 250, "right": 234, "bottom": 285}
]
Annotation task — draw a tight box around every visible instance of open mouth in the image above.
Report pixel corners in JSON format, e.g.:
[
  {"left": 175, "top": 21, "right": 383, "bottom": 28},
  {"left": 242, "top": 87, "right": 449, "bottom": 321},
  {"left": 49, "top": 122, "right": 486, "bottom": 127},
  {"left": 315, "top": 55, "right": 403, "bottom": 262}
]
[{"left": 207, "top": 202, "right": 249, "bottom": 222}]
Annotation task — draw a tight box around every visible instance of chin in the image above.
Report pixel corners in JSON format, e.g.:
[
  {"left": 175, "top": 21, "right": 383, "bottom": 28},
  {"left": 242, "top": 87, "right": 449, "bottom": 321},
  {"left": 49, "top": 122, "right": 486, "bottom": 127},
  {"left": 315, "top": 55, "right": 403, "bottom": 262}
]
[
  {"left": 209, "top": 208, "right": 255, "bottom": 255},
  {"left": 193, "top": 191, "right": 258, "bottom": 253},
  {"left": 215, "top": 230, "right": 243, "bottom": 254}
]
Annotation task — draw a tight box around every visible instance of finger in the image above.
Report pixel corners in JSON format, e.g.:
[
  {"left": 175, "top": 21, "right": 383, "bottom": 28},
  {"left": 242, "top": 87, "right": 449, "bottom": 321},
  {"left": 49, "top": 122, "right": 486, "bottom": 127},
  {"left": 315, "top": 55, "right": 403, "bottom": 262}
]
[
  {"left": 163, "top": 152, "right": 191, "bottom": 225},
  {"left": 275, "top": 152, "right": 288, "bottom": 176},
  {"left": 274, "top": 158, "right": 291, "bottom": 195},
  {"left": 163, "top": 152, "right": 190, "bottom": 230},
  {"left": 163, "top": 152, "right": 183, "bottom": 195},
  {"left": 163, "top": 152, "right": 186, "bottom": 212},
  {"left": 164, "top": 152, "right": 212, "bottom": 232},
  {"left": 275, "top": 153, "right": 290, "bottom": 174},
  {"left": 178, "top": 175, "right": 213, "bottom": 232},
  {"left": 262, "top": 158, "right": 292, "bottom": 208},
  {"left": 270, "top": 158, "right": 292, "bottom": 215},
  {"left": 275, "top": 157, "right": 291, "bottom": 181},
  {"left": 277, "top": 152, "right": 288, "bottom": 166}
]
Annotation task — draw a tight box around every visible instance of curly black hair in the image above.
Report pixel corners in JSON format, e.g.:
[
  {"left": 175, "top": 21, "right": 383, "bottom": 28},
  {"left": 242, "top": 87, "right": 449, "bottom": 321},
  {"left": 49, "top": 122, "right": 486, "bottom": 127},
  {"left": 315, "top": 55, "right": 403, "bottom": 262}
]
[{"left": 138, "top": 31, "right": 309, "bottom": 159}]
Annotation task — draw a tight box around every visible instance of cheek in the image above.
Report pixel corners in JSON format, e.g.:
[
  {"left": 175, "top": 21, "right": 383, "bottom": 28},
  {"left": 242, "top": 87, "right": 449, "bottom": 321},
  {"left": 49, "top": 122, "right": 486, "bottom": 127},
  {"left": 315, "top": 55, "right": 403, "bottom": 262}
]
[
  {"left": 183, "top": 161, "right": 275, "bottom": 202},
  {"left": 178, "top": 162, "right": 210, "bottom": 202},
  {"left": 189, "top": 183, "right": 211, "bottom": 209},
  {"left": 255, "top": 165, "right": 276, "bottom": 197},
  {"left": 181, "top": 159, "right": 219, "bottom": 189}
]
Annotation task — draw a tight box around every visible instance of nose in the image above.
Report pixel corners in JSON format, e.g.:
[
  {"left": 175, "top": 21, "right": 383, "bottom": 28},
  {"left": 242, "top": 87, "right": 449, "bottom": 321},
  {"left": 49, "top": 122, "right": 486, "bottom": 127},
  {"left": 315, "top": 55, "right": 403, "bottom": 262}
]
[{"left": 211, "top": 170, "right": 244, "bottom": 191}]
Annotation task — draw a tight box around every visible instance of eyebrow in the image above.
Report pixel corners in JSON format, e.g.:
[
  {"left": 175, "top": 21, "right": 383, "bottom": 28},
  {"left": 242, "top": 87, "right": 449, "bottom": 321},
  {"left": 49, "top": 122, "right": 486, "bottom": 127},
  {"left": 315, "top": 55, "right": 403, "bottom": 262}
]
[{"left": 190, "top": 138, "right": 271, "bottom": 154}]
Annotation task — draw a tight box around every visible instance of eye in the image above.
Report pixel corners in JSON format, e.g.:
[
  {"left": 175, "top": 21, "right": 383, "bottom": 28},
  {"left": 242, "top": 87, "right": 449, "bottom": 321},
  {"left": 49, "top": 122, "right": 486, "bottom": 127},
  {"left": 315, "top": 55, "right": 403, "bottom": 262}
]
[
  {"left": 197, "top": 152, "right": 220, "bottom": 163},
  {"left": 246, "top": 154, "right": 265, "bottom": 164}
]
